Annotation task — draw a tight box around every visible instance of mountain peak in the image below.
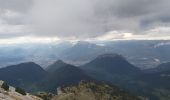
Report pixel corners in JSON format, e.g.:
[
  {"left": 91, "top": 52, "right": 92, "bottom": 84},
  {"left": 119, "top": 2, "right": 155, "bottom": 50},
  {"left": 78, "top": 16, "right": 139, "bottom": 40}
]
[
  {"left": 46, "top": 60, "right": 68, "bottom": 73},
  {"left": 3, "top": 62, "right": 46, "bottom": 74},
  {"left": 22, "top": 62, "right": 37, "bottom": 64},
  {"left": 43, "top": 64, "right": 93, "bottom": 92},
  {"left": 82, "top": 53, "right": 140, "bottom": 75},
  {"left": 0, "top": 62, "right": 47, "bottom": 91},
  {"left": 54, "top": 60, "right": 65, "bottom": 65}
]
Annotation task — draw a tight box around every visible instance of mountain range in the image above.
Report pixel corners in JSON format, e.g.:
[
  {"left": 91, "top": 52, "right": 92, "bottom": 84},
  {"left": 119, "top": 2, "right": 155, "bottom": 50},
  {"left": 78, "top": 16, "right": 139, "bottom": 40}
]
[
  {"left": 0, "top": 80, "right": 141, "bottom": 100},
  {"left": 2, "top": 40, "right": 170, "bottom": 69},
  {"left": 0, "top": 53, "right": 170, "bottom": 100},
  {"left": 42, "top": 64, "right": 93, "bottom": 92}
]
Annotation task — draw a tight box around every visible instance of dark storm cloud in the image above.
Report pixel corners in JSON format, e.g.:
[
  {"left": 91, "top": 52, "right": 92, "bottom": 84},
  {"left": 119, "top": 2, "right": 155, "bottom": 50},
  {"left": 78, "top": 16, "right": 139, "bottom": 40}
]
[
  {"left": 110, "top": 0, "right": 160, "bottom": 17},
  {"left": 95, "top": 0, "right": 170, "bottom": 30}
]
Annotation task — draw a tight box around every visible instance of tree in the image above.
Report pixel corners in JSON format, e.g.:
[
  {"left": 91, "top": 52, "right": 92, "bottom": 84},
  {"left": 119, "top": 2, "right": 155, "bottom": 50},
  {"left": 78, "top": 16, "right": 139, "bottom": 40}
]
[
  {"left": 1, "top": 82, "right": 9, "bottom": 91},
  {"left": 15, "top": 87, "right": 26, "bottom": 95}
]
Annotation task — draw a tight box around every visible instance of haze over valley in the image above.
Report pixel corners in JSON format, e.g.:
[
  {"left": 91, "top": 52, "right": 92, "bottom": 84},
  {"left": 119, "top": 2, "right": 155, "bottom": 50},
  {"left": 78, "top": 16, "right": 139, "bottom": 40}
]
[
  {"left": 1, "top": 0, "right": 170, "bottom": 100},
  {"left": 0, "top": 40, "right": 170, "bottom": 70}
]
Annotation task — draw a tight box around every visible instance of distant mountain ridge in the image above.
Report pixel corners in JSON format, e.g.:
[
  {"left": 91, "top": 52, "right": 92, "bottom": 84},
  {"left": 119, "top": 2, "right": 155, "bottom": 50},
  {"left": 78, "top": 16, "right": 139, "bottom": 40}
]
[
  {"left": 153, "top": 62, "right": 170, "bottom": 72},
  {"left": 59, "top": 41, "right": 107, "bottom": 64},
  {"left": 144, "top": 62, "right": 170, "bottom": 73},
  {"left": 138, "top": 62, "right": 170, "bottom": 89},
  {"left": 46, "top": 60, "right": 68, "bottom": 73}
]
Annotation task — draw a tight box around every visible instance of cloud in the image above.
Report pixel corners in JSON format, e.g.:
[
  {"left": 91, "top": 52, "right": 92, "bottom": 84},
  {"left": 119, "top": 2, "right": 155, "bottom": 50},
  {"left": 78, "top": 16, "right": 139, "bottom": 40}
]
[
  {"left": 96, "top": 27, "right": 170, "bottom": 40},
  {"left": 0, "top": 0, "right": 33, "bottom": 39},
  {"left": 28, "top": 0, "right": 104, "bottom": 38},
  {"left": 0, "top": 36, "right": 60, "bottom": 44},
  {"left": 28, "top": 0, "right": 170, "bottom": 38},
  {"left": 1, "top": 0, "right": 170, "bottom": 39},
  {"left": 0, "top": 0, "right": 32, "bottom": 13}
]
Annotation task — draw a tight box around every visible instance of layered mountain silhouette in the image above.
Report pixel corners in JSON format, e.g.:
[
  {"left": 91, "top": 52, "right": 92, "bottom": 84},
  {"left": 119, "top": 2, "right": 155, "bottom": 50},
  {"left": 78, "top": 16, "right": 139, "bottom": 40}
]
[
  {"left": 42, "top": 61, "right": 93, "bottom": 92},
  {"left": 128, "top": 62, "right": 170, "bottom": 100},
  {"left": 1, "top": 53, "right": 169, "bottom": 100},
  {"left": 46, "top": 60, "right": 68, "bottom": 73},
  {"left": 138, "top": 62, "right": 170, "bottom": 89},
  {"left": 81, "top": 54, "right": 141, "bottom": 85},
  {"left": 59, "top": 41, "right": 106, "bottom": 62},
  {"left": 0, "top": 61, "right": 93, "bottom": 93}
]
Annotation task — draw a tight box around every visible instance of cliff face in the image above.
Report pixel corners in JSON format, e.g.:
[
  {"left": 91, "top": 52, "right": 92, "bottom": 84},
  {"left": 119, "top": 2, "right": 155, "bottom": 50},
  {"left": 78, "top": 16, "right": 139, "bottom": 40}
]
[{"left": 0, "top": 80, "right": 42, "bottom": 100}]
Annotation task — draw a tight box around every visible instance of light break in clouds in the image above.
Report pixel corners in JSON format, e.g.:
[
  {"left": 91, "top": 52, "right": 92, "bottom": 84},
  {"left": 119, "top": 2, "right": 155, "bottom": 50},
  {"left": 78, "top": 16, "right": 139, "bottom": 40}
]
[{"left": 0, "top": 0, "right": 170, "bottom": 42}]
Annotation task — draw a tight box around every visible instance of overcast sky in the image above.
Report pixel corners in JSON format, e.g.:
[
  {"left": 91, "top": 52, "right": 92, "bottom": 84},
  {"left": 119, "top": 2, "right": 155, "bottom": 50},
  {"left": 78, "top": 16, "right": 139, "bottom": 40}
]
[{"left": 0, "top": 0, "right": 170, "bottom": 43}]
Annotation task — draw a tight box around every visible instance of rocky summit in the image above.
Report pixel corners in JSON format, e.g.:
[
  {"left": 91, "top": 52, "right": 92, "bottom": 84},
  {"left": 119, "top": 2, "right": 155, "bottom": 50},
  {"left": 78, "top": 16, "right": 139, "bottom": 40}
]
[{"left": 0, "top": 80, "right": 42, "bottom": 100}]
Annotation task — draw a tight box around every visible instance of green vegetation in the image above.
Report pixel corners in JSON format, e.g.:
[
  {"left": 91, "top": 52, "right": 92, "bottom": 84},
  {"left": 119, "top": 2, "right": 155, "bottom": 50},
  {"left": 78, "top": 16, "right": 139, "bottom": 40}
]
[
  {"left": 1, "top": 82, "right": 9, "bottom": 91},
  {"left": 52, "top": 81, "right": 141, "bottom": 100},
  {"left": 36, "top": 92, "right": 54, "bottom": 100},
  {"left": 15, "top": 87, "right": 26, "bottom": 95}
]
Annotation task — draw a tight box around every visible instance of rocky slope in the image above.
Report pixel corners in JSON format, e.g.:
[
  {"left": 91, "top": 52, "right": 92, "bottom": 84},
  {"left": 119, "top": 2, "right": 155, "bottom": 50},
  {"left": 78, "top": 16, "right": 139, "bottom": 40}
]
[
  {"left": 51, "top": 81, "right": 141, "bottom": 100},
  {"left": 0, "top": 80, "right": 42, "bottom": 100}
]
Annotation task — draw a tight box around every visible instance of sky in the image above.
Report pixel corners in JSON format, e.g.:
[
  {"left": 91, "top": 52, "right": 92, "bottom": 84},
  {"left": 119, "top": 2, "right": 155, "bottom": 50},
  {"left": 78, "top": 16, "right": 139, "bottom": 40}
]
[{"left": 1, "top": 0, "right": 170, "bottom": 43}]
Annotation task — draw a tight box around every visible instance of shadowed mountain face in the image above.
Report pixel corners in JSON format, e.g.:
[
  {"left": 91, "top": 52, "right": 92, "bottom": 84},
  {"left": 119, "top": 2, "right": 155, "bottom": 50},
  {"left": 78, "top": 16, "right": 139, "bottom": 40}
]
[
  {"left": 82, "top": 54, "right": 140, "bottom": 74},
  {"left": 0, "top": 62, "right": 47, "bottom": 86},
  {"left": 46, "top": 60, "right": 68, "bottom": 73},
  {"left": 129, "top": 62, "right": 170, "bottom": 100},
  {"left": 81, "top": 54, "right": 141, "bottom": 85},
  {"left": 42, "top": 64, "right": 93, "bottom": 92},
  {"left": 79, "top": 54, "right": 170, "bottom": 100},
  {"left": 1, "top": 54, "right": 170, "bottom": 100},
  {"left": 139, "top": 70, "right": 170, "bottom": 89},
  {"left": 0, "top": 61, "right": 93, "bottom": 93},
  {"left": 138, "top": 62, "right": 170, "bottom": 89}
]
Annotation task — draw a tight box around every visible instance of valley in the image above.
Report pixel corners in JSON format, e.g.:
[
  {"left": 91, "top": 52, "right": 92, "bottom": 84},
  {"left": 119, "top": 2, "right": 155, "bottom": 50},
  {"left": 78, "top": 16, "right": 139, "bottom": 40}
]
[{"left": 1, "top": 40, "right": 170, "bottom": 69}]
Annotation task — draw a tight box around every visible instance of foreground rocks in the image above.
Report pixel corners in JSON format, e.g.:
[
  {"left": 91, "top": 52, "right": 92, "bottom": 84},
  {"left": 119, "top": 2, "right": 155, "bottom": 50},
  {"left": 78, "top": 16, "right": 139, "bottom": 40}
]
[{"left": 0, "top": 80, "right": 42, "bottom": 100}]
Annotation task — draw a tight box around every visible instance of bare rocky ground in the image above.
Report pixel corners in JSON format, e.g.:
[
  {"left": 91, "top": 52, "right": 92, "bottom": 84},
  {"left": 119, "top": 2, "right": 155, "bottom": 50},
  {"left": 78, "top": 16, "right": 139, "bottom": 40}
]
[{"left": 0, "top": 80, "right": 42, "bottom": 100}]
